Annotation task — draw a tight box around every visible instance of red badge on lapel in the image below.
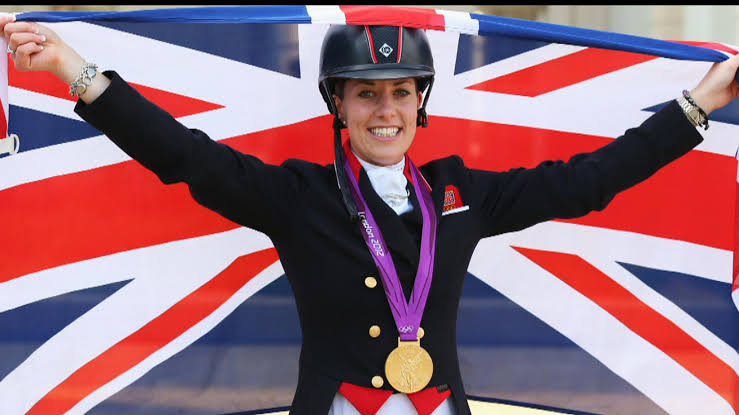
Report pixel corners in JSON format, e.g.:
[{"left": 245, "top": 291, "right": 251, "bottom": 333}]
[
  {"left": 442, "top": 185, "right": 469, "bottom": 216},
  {"left": 443, "top": 185, "right": 461, "bottom": 212}
]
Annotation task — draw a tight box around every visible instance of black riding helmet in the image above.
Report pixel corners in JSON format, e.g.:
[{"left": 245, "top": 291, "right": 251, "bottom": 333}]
[
  {"left": 319, "top": 24, "right": 435, "bottom": 222},
  {"left": 319, "top": 24, "right": 435, "bottom": 128}
]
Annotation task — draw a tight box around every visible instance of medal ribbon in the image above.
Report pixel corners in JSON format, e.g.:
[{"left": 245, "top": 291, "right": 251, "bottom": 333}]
[{"left": 342, "top": 145, "right": 438, "bottom": 341}]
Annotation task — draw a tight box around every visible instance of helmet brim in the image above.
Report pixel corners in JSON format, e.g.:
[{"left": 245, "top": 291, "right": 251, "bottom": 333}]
[{"left": 320, "top": 64, "right": 434, "bottom": 82}]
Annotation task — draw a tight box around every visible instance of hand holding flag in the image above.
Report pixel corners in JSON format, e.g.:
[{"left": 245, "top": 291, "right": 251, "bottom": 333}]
[
  {"left": 2, "top": 15, "right": 110, "bottom": 103},
  {"left": 3, "top": 15, "right": 61, "bottom": 75},
  {"left": 690, "top": 51, "right": 739, "bottom": 114}
]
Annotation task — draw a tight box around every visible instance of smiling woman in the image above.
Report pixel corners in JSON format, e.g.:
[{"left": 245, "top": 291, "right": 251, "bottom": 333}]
[{"left": 3, "top": 9, "right": 739, "bottom": 415}]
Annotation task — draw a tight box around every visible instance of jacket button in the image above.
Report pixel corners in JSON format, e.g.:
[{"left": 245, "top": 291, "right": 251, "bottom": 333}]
[
  {"left": 417, "top": 327, "right": 424, "bottom": 339},
  {"left": 365, "top": 276, "right": 377, "bottom": 288},
  {"left": 371, "top": 376, "right": 384, "bottom": 388},
  {"left": 369, "top": 325, "right": 381, "bottom": 338}
]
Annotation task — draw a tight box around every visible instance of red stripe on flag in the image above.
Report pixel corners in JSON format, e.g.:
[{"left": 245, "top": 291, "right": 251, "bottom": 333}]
[
  {"left": 0, "top": 90, "right": 7, "bottom": 137},
  {"left": 1, "top": 161, "right": 239, "bottom": 283},
  {"left": 8, "top": 61, "right": 223, "bottom": 118},
  {"left": 0, "top": 116, "right": 335, "bottom": 284},
  {"left": 127, "top": 83, "right": 224, "bottom": 118},
  {"left": 466, "top": 48, "right": 657, "bottom": 97},
  {"left": 26, "top": 247, "right": 279, "bottom": 415},
  {"left": 670, "top": 40, "right": 738, "bottom": 55},
  {"left": 2, "top": 115, "right": 732, "bottom": 284},
  {"left": 412, "top": 116, "right": 735, "bottom": 251},
  {"left": 514, "top": 247, "right": 739, "bottom": 412},
  {"left": 341, "top": 6, "right": 445, "bottom": 31}
]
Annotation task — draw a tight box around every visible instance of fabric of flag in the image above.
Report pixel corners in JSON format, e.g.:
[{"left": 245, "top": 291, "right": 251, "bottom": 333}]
[{"left": 0, "top": 5, "right": 737, "bottom": 415}]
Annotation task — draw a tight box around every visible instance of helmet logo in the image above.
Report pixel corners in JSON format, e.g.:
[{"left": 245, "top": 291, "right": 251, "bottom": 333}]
[{"left": 378, "top": 43, "right": 394, "bottom": 58}]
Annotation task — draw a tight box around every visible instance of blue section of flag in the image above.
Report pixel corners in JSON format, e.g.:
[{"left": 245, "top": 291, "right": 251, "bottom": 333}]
[
  {"left": 619, "top": 262, "right": 738, "bottom": 350},
  {"left": 17, "top": 6, "right": 312, "bottom": 24},
  {"left": 6, "top": 105, "right": 102, "bottom": 153},
  {"left": 642, "top": 99, "right": 739, "bottom": 126},
  {"left": 90, "top": 22, "right": 301, "bottom": 78},
  {"left": 196, "top": 274, "right": 301, "bottom": 345},
  {"left": 89, "top": 275, "right": 302, "bottom": 414},
  {"left": 470, "top": 13, "right": 729, "bottom": 64},
  {"left": 0, "top": 280, "right": 131, "bottom": 381},
  {"left": 458, "top": 272, "right": 571, "bottom": 346},
  {"left": 89, "top": 402, "right": 215, "bottom": 415},
  {"left": 455, "top": 33, "right": 549, "bottom": 75},
  {"left": 467, "top": 395, "right": 602, "bottom": 415}
]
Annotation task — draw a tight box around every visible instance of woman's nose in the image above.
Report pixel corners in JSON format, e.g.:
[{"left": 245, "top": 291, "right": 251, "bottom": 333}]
[{"left": 375, "top": 92, "right": 395, "bottom": 117}]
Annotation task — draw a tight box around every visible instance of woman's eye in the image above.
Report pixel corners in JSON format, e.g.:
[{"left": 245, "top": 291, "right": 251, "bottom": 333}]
[
  {"left": 359, "top": 90, "right": 374, "bottom": 98},
  {"left": 396, "top": 89, "right": 411, "bottom": 96}
]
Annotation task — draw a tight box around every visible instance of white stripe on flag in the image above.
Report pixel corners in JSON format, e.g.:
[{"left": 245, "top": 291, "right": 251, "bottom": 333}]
[
  {"left": 71, "top": 255, "right": 285, "bottom": 415},
  {"left": 435, "top": 9, "right": 478, "bottom": 35},
  {"left": 469, "top": 232, "right": 735, "bottom": 415},
  {"left": 306, "top": 5, "right": 346, "bottom": 25},
  {"left": 485, "top": 220, "right": 737, "bottom": 372},
  {"left": 0, "top": 227, "right": 276, "bottom": 414}
]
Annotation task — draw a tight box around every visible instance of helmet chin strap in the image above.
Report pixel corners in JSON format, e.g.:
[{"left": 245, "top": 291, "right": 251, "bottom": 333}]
[
  {"left": 417, "top": 77, "right": 434, "bottom": 128},
  {"left": 333, "top": 116, "right": 360, "bottom": 222}
]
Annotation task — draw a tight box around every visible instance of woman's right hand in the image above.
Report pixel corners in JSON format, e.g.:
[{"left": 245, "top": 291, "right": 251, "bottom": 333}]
[{"left": 1, "top": 13, "right": 110, "bottom": 103}]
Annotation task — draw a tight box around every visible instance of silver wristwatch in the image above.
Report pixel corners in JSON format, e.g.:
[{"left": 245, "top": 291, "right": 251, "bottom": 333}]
[{"left": 676, "top": 95, "right": 703, "bottom": 127}]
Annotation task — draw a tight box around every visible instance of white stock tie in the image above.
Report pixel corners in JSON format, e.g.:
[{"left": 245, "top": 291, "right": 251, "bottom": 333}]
[{"left": 354, "top": 152, "right": 413, "bottom": 215}]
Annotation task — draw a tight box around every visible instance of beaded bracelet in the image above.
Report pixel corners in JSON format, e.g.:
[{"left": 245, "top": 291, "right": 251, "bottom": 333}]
[{"left": 681, "top": 89, "right": 709, "bottom": 130}]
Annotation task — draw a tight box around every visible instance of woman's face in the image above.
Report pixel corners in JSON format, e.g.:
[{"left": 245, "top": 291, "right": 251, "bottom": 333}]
[{"left": 334, "top": 78, "right": 423, "bottom": 166}]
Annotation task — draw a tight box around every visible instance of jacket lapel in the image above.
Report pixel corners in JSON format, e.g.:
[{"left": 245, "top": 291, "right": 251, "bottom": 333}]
[{"left": 430, "top": 179, "right": 445, "bottom": 223}]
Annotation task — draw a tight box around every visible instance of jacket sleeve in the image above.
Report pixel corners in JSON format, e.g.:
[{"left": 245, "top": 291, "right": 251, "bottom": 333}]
[
  {"left": 468, "top": 100, "right": 704, "bottom": 238},
  {"left": 74, "top": 71, "right": 302, "bottom": 237}
]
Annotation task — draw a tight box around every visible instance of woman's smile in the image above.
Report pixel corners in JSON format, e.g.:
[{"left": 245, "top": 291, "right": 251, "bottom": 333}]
[{"left": 368, "top": 126, "right": 401, "bottom": 140}]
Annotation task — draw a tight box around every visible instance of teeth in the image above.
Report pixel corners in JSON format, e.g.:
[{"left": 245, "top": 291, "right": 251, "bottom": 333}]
[{"left": 370, "top": 127, "right": 400, "bottom": 137}]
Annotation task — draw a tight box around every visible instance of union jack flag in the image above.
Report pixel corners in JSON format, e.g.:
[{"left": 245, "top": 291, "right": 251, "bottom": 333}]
[{"left": 0, "top": 6, "right": 737, "bottom": 415}]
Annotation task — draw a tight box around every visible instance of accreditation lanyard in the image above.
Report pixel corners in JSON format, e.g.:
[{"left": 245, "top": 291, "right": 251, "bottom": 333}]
[{"left": 342, "top": 146, "right": 438, "bottom": 341}]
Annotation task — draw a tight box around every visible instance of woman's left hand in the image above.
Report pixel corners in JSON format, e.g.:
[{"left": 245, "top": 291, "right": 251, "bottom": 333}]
[{"left": 690, "top": 52, "right": 739, "bottom": 115}]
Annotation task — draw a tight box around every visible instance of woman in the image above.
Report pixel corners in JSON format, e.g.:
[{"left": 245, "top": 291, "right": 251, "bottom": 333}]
[{"left": 3, "top": 13, "right": 739, "bottom": 415}]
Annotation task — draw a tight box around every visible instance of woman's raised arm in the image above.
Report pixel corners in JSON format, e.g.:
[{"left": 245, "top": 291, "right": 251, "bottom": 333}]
[
  {"left": 0, "top": 13, "right": 305, "bottom": 237},
  {"left": 1, "top": 13, "right": 110, "bottom": 103}
]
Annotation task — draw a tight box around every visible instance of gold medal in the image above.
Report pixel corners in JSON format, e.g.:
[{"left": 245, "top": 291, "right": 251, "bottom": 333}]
[{"left": 384, "top": 337, "right": 433, "bottom": 393}]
